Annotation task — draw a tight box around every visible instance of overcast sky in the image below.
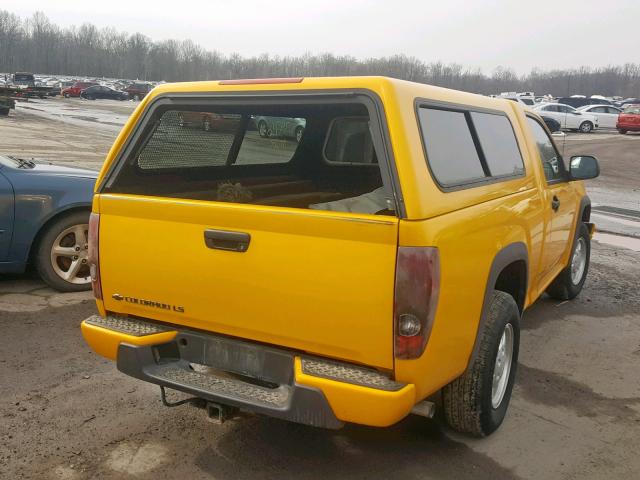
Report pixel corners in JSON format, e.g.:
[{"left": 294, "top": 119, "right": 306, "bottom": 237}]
[{"left": 10, "top": 0, "right": 640, "bottom": 74}]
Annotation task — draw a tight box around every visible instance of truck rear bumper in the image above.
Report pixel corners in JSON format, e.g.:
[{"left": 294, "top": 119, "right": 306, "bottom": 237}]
[{"left": 81, "top": 315, "right": 416, "bottom": 428}]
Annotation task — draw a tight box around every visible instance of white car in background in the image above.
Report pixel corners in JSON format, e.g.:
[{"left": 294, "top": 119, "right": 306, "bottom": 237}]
[
  {"left": 533, "top": 103, "right": 599, "bottom": 133},
  {"left": 577, "top": 105, "right": 623, "bottom": 129}
]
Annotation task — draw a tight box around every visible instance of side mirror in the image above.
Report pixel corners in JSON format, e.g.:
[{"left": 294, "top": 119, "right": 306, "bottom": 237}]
[{"left": 570, "top": 155, "right": 599, "bottom": 180}]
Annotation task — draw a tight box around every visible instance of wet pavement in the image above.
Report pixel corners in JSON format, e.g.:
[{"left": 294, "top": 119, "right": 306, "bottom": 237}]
[{"left": 17, "top": 97, "right": 136, "bottom": 133}]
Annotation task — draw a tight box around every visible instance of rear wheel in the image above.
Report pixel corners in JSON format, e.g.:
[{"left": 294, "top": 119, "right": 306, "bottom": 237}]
[
  {"left": 546, "top": 223, "right": 590, "bottom": 300},
  {"left": 579, "top": 121, "right": 593, "bottom": 133},
  {"left": 63, "top": 92, "right": 70, "bottom": 98},
  {"left": 295, "top": 126, "right": 304, "bottom": 143},
  {"left": 35, "top": 211, "right": 92, "bottom": 292},
  {"left": 202, "top": 117, "right": 211, "bottom": 131},
  {"left": 618, "top": 129, "right": 627, "bottom": 134},
  {"left": 258, "top": 120, "right": 270, "bottom": 138},
  {"left": 442, "top": 291, "right": 520, "bottom": 437}
]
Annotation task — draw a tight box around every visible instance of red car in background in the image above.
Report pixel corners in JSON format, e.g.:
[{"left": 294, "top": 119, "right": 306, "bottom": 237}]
[
  {"left": 125, "top": 83, "right": 154, "bottom": 101},
  {"left": 61, "top": 81, "right": 97, "bottom": 98},
  {"left": 177, "top": 111, "right": 239, "bottom": 132},
  {"left": 617, "top": 105, "right": 640, "bottom": 134}
]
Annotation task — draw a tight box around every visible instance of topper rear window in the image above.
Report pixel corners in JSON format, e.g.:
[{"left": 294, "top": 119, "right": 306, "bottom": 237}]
[{"left": 102, "top": 95, "right": 400, "bottom": 216}]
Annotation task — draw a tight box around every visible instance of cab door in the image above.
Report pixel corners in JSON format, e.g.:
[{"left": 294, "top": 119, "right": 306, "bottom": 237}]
[{"left": 526, "top": 117, "right": 578, "bottom": 284}]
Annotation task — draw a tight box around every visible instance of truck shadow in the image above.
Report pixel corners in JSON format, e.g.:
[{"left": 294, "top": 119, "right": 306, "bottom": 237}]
[{"left": 195, "top": 415, "right": 516, "bottom": 480}]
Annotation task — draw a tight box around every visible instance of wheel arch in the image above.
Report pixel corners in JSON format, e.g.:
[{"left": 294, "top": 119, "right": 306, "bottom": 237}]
[
  {"left": 27, "top": 205, "right": 92, "bottom": 264},
  {"left": 467, "top": 242, "right": 528, "bottom": 367},
  {"left": 579, "top": 195, "right": 591, "bottom": 223},
  {"left": 571, "top": 195, "right": 592, "bottom": 251}
]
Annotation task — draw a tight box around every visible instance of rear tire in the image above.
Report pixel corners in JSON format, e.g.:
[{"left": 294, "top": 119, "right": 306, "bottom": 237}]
[
  {"left": 618, "top": 129, "right": 627, "bottom": 134},
  {"left": 546, "top": 223, "right": 590, "bottom": 300},
  {"left": 442, "top": 291, "right": 520, "bottom": 437},
  {"left": 35, "top": 211, "right": 92, "bottom": 292}
]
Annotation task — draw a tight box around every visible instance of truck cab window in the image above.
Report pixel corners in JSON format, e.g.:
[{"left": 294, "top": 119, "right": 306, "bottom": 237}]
[{"left": 526, "top": 117, "right": 565, "bottom": 182}]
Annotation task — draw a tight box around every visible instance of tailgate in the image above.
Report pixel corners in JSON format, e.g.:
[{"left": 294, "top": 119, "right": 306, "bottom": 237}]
[{"left": 98, "top": 194, "right": 398, "bottom": 369}]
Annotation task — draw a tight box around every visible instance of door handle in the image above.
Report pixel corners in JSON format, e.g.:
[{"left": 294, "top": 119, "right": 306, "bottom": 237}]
[
  {"left": 204, "top": 229, "right": 251, "bottom": 252},
  {"left": 551, "top": 195, "right": 560, "bottom": 212}
]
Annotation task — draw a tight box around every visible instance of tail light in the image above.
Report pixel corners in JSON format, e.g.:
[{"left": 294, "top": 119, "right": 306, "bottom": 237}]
[
  {"left": 394, "top": 247, "right": 440, "bottom": 359},
  {"left": 88, "top": 213, "right": 102, "bottom": 300}
]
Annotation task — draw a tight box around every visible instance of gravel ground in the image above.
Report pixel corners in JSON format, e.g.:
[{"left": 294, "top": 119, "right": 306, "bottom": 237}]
[
  {"left": 0, "top": 243, "right": 638, "bottom": 480},
  {"left": 1, "top": 97, "right": 639, "bottom": 479}
]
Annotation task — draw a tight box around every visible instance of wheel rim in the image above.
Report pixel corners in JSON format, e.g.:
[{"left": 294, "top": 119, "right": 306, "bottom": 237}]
[
  {"left": 296, "top": 128, "right": 303, "bottom": 142},
  {"left": 203, "top": 119, "right": 211, "bottom": 131},
  {"left": 50, "top": 224, "right": 91, "bottom": 285},
  {"left": 259, "top": 122, "right": 268, "bottom": 137},
  {"left": 491, "top": 323, "right": 514, "bottom": 409},
  {"left": 571, "top": 237, "right": 587, "bottom": 285},
  {"left": 581, "top": 122, "right": 591, "bottom": 132}
]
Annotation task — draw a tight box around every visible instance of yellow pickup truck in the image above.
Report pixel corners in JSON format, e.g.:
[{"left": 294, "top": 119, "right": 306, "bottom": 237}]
[{"left": 81, "top": 76, "right": 599, "bottom": 436}]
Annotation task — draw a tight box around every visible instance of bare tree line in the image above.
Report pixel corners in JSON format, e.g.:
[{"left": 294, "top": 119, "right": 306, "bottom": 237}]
[{"left": 1, "top": 10, "right": 639, "bottom": 97}]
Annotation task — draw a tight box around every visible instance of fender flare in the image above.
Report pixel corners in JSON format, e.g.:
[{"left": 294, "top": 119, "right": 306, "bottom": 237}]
[
  {"left": 577, "top": 195, "right": 592, "bottom": 233},
  {"left": 565, "top": 195, "right": 592, "bottom": 262},
  {"left": 468, "top": 241, "right": 529, "bottom": 367}
]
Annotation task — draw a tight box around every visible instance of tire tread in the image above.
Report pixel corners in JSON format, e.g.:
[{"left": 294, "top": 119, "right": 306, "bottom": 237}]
[{"left": 442, "top": 291, "right": 519, "bottom": 437}]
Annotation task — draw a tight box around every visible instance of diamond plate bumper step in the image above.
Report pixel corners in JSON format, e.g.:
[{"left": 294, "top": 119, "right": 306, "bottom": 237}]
[
  {"left": 153, "top": 363, "right": 289, "bottom": 408},
  {"left": 301, "top": 356, "right": 405, "bottom": 391},
  {"left": 84, "top": 314, "right": 173, "bottom": 337}
]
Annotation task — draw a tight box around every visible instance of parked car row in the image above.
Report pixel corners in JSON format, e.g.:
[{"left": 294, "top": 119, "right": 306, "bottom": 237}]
[
  {"left": 555, "top": 96, "right": 640, "bottom": 109},
  {"left": 175, "top": 112, "right": 307, "bottom": 142},
  {"left": 1, "top": 72, "right": 158, "bottom": 102},
  {"left": 532, "top": 101, "right": 640, "bottom": 134},
  {"left": 533, "top": 103, "right": 600, "bottom": 133},
  {"left": 496, "top": 91, "right": 640, "bottom": 109},
  {"left": 60, "top": 81, "right": 154, "bottom": 101}
]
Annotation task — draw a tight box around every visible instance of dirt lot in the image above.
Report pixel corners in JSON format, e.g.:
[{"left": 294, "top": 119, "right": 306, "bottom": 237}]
[{"left": 1, "top": 98, "right": 640, "bottom": 480}]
